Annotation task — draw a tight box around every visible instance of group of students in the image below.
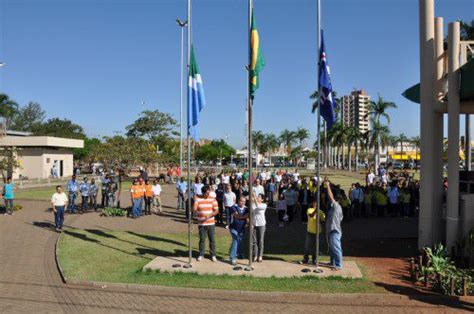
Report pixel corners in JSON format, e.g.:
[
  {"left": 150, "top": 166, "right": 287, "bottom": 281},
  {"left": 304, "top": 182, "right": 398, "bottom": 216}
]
[
  {"left": 130, "top": 177, "right": 163, "bottom": 218},
  {"left": 177, "top": 169, "right": 344, "bottom": 270},
  {"left": 346, "top": 167, "right": 421, "bottom": 220}
]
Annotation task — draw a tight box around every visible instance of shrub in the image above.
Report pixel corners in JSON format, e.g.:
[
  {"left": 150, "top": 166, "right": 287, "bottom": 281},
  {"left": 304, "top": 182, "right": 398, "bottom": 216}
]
[{"left": 102, "top": 207, "right": 127, "bottom": 217}]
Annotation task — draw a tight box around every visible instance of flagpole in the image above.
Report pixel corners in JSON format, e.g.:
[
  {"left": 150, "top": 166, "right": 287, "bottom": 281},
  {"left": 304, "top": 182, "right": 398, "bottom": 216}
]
[
  {"left": 315, "top": 0, "right": 322, "bottom": 274},
  {"left": 246, "top": 0, "right": 254, "bottom": 271},
  {"left": 177, "top": 19, "right": 188, "bottom": 176},
  {"left": 185, "top": 0, "right": 193, "bottom": 268}
]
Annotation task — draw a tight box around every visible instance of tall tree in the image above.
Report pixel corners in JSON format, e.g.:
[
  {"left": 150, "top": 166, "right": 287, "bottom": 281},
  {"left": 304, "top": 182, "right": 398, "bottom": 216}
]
[
  {"left": 295, "top": 127, "right": 310, "bottom": 146},
  {"left": 0, "top": 94, "right": 19, "bottom": 129},
  {"left": 263, "top": 133, "right": 280, "bottom": 165},
  {"left": 395, "top": 133, "right": 409, "bottom": 155},
  {"left": 411, "top": 136, "right": 421, "bottom": 171},
  {"left": 368, "top": 119, "right": 391, "bottom": 170},
  {"left": 195, "top": 139, "right": 236, "bottom": 163},
  {"left": 460, "top": 19, "right": 474, "bottom": 41},
  {"left": 10, "top": 102, "right": 46, "bottom": 132},
  {"left": 279, "top": 129, "right": 297, "bottom": 160},
  {"left": 346, "top": 127, "right": 363, "bottom": 172},
  {"left": 126, "top": 109, "right": 178, "bottom": 145},
  {"left": 31, "top": 118, "right": 85, "bottom": 139}
]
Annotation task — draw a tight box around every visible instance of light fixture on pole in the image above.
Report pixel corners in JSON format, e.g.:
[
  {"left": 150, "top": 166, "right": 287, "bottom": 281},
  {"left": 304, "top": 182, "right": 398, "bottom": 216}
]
[{"left": 176, "top": 18, "right": 188, "bottom": 178}]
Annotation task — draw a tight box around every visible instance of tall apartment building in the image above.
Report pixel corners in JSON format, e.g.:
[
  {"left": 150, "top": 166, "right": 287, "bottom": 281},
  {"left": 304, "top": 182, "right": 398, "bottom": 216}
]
[{"left": 341, "top": 90, "right": 371, "bottom": 134}]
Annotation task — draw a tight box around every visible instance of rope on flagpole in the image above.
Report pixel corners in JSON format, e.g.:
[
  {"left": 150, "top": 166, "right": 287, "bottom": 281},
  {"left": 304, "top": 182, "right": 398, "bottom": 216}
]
[
  {"left": 185, "top": 0, "right": 193, "bottom": 269},
  {"left": 314, "top": 0, "right": 323, "bottom": 274},
  {"left": 246, "top": 0, "right": 254, "bottom": 272}
]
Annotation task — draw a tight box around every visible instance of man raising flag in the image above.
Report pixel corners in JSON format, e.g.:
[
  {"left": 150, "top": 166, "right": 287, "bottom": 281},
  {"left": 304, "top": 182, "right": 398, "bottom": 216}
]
[
  {"left": 318, "top": 30, "right": 336, "bottom": 129},
  {"left": 188, "top": 45, "right": 206, "bottom": 140}
]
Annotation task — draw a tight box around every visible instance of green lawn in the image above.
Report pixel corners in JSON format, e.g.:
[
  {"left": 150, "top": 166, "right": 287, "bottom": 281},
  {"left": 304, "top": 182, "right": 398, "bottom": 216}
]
[
  {"left": 58, "top": 229, "right": 382, "bottom": 293},
  {"left": 15, "top": 183, "right": 132, "bottom": 201}
]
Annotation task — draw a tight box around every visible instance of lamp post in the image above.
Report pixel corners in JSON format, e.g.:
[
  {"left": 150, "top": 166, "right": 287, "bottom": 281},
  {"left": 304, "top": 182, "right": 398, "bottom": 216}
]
[{"left": 176, "top": 19, "right": 188, "bottom": 176}]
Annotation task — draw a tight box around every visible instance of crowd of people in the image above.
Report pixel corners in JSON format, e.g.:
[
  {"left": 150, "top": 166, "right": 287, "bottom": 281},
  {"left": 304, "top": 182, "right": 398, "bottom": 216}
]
[
  {"left": 175, "top": 169, "right": 344, "bottom": 270},
  {"left": 346, "top": 167, "right": 421, "bottom": 220}
]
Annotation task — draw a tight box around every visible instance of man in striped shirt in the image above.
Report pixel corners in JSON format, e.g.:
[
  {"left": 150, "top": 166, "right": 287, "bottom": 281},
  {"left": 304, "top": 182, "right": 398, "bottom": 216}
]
[{"left": 193, "top": 185, "right": 219, "bottom": 262}]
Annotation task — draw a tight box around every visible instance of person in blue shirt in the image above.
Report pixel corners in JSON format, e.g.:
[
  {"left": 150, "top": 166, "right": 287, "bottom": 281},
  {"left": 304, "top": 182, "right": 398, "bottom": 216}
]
[
  {"left": 67, "top": 175, "right": 79, "bottom": 214},
  {"left": 79, "top": 177, "right": 90, "bottom": 213},
  {"left": 176, "top": 177, "right": 188, "bottom": 210},
  {"left": 228, "top": 196, "right": 249, "bottom": 266},
  {"left": 3, "top": 177, "right": 14, "bottom": 216}
]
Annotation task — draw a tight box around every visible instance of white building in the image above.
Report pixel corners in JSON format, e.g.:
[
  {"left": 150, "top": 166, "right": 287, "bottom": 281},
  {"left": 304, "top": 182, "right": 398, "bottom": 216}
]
[
  {"left": 342, "top": 90, "right": 371, "bottom": 134},
  {"left": 0, "top": 131, "right": 84, "bottom": 179}
]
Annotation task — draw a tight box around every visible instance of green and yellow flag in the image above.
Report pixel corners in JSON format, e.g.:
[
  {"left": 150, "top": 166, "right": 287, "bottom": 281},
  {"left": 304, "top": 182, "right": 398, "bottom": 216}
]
[{"left": 250, "top": 11, "right": 265, "bottom": 98}]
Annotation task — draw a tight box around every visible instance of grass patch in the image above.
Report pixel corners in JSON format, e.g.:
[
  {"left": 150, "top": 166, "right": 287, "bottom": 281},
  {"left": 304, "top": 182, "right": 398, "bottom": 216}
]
[{"left": 58, "top": 228, "right": 383, "bottom": 293}]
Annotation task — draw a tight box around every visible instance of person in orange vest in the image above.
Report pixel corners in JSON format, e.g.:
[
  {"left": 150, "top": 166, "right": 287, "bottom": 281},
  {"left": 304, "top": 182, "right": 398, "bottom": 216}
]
[
  {"left": 130, "top": 179, "right": 143, "bottom": 218},
  {"left": 144, "top": 179, "right": 153, "bottom": 215}
]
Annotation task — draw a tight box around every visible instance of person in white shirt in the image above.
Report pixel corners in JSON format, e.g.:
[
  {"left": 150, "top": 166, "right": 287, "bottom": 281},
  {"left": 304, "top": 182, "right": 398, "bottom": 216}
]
[
  {"left": 367, "top": 168, "right": 376, "bottom": 186},
  {"left": 222, "top": 173, "right": 230, "bottom": 185},
  {"left": 252, "top": 179, "right": 265, "bottom": 197},
  {"left": 51, "top": 185, "right": 68, "bottom": 232},
  {"left": 251, "top": 191, "right": 267, "bottom": 263},
  {"left": 223, "top": 184, "right": 236, "bottom": 229},
  {"left": 193, "top": 177, "right": 204, "bottom": 197},
  {"left": 151, "top": 179, "right": 163, "bottom": 214}
]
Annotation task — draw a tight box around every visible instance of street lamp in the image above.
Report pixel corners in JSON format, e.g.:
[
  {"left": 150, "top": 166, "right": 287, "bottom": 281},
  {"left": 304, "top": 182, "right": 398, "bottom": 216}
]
[{"left": 176, "top": 18, "right": 188, "bottom": 175}]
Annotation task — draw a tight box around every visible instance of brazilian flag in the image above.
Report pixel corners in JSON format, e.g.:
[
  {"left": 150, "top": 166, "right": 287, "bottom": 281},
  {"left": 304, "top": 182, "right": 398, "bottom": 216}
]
[{"left": 250, "top": 11, "right": 265, "bottom": 98}]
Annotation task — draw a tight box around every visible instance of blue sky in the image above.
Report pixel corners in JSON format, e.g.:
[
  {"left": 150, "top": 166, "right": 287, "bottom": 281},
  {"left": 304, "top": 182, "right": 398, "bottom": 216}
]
[{"left": 0, "top": 0, "right": 473, "bottom": 147}]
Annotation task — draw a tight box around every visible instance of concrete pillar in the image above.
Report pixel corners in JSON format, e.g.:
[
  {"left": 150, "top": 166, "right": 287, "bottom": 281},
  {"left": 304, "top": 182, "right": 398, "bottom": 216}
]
[
  {"left": 418, "top": 0, "right": 436, "bottom": 249},
  {"left": 432, "top": 17, "right": 445, "bottom": 244},
  {"left": 447, "top": 22, "right": 461, "bottom": 251},
  {"left": 467, "top": 116, "right": 471, "bottom": 171}
]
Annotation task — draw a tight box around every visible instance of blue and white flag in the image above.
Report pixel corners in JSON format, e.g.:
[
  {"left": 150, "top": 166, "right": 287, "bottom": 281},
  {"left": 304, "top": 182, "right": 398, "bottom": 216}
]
[
  {"left": 318, "top": 30, "right": 336, "bottom": 129},
  {"left": 188, "top": 45, "right": 206, "bottom": 140}
]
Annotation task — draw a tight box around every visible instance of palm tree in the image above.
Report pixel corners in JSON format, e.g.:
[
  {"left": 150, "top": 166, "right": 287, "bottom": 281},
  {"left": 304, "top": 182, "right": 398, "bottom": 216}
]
[
  {"left": 367, "top": 95, "right": 397, "bottom": 124},
  {"left": 279, "top": 129, "right": 297, "bottom": 164},
  {"left": 310, "top": 90, "right": 340, "bottom": 113},
  {"left": 327, "top": 122, "right": 347, "bottom": 169},
  {"left": 263, "top": 133, "right": 280, "bottom": 165},
  {"left": 346, "top": 127, "right": 363, "bottom": 171},
  {"left": 252, "top": 130, "right": 265, "bottom": 166},
  {"left": 0, "top": 94, "right": 19, "bottom": 129},
  {"left": 295, "top": 127, "right": 310, "bottom": 146},
  {"left": 368, "top": 119, "right": 391, "bottom": 170},
  {"left": 395, "top": 133, "right": 409, "bottom": 156}
]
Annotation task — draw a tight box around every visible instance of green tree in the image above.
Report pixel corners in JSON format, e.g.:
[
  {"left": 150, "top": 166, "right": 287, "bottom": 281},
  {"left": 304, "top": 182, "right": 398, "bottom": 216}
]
[
  {"left": 368, "top": 119, "right": 391, "bottom": 170},
  {"left": 346, "top": 127, "right": 363, "bottom": 171},
  {"left": 10, "top": 102, "right": 45, "bottom": 132},
  {"left": 411, "top": 135, "right": 421, "bottom": 171},
  {"left": 31, "top": 118, "right": 85, "bottom": 139},
  {"left": 367, "top": 95, "right": 397, "bottom": 125},
  {"left": 395, "top": 133, "right": 409, "bottom": 155},
  {"left": 0, "top": 146, "right": 21, "bottom": 180},
  {"left": 460, "top": 19, "right": 474, "bottom": 41},
  {"left": 295, "top": 127, "right": 310, "bottom": 146},
  {"left": 262, "top": 133, "right": 280, "bottom": 165},
  {"left": 0, "top": 94, "right": 19, "bottom": 129},
  {"left": 195, "top": 140, "right": 236, "bottom": 163},
  {"left": 279, "top": 129, "right": 297, "bottom": 159},
  {"left": 73, "top": 137, "right": 101, "bottom": 161}
]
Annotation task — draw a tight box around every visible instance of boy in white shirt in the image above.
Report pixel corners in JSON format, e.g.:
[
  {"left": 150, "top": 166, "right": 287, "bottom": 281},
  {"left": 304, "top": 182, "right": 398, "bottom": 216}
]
[
  {"left": 152, "top": 179, "right": 163, "bottom": 214},
  {"left": 276, "top": 195, "right": 287, "bottom": 227},
  {"left": 51, "top": 185, "right": 68, "bottom": 232}
]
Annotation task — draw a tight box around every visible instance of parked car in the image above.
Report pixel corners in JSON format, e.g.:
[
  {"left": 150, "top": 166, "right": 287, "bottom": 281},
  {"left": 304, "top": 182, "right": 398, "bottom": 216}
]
[
  {"left": 392, "top": 161, "right": 403, "bottom": 170},
  {"left": 263, "top": 161, "right": 270, "bottom": 167}
]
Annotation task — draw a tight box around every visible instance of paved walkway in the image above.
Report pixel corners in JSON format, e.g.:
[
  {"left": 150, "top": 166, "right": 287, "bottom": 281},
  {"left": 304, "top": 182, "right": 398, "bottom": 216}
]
[{"left": 0, "top": 189, "right": 473, "bottom": 312}]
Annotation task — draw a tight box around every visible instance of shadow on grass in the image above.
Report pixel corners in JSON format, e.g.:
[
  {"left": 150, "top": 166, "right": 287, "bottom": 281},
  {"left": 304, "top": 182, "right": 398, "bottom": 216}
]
[
  {"left": 374, "top": 281, "right": 474, "bottom": 311},
  {"left": 127, "top": 231, "right": 186, "bottom": 247},
  {"left": 64, "top": 230, "right": 151, "bottom": 260}
]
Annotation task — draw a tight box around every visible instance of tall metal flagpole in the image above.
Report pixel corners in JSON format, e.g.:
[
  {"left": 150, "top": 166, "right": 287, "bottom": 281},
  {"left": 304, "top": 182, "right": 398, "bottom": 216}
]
[
  {"left": 177, "top": 19, "right": 188, "bottom": 176},
  {"left": 315, "top": 0, "right": 322, "bottom": 273},
  {"left": 246, "top": 0, "right": 254, "bottom": 271},
  {"left": 185, "top": 0, "right": 193, "bottom": 268}
]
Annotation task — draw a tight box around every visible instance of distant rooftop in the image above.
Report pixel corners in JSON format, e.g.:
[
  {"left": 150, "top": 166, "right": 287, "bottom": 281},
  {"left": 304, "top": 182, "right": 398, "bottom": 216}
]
[{"left": 6, "top": 130, "right": 33, "bottom": 137}]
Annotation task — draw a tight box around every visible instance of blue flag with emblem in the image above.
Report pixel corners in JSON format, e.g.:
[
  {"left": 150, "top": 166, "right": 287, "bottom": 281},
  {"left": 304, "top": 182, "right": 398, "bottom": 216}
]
[
  {"left": 318, "top": 30, "right": 336, "bottom": 129},
  {"left": 188, "top": 45, "right": 206, "bottom": 140}
]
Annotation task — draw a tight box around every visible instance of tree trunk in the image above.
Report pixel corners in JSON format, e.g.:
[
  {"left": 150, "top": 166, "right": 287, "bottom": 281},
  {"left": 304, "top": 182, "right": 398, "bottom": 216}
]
[
  {"left": 342, "top": 144, "right": 345, "bottom": 170},
  {"left": 355, "top": 140, "right": 359, "bottom": 172},
  {"left": 348, "top": 143, "right": 352, "bottom": 172}
]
